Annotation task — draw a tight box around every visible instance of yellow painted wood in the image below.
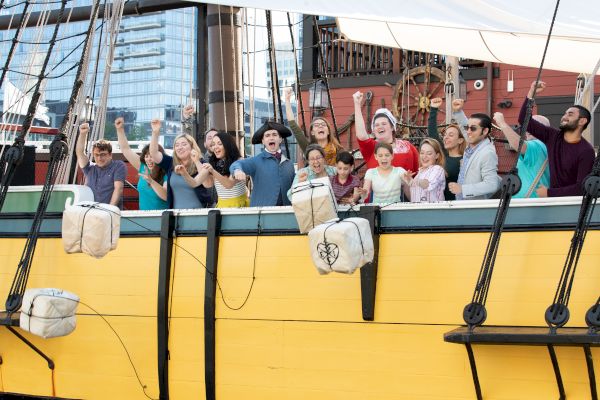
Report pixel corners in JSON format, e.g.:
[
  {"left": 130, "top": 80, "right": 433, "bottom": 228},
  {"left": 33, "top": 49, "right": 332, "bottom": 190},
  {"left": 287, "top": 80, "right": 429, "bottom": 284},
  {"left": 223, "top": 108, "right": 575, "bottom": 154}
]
[{"left": 0, "top": 230, "right": 599, "bottom": 399}]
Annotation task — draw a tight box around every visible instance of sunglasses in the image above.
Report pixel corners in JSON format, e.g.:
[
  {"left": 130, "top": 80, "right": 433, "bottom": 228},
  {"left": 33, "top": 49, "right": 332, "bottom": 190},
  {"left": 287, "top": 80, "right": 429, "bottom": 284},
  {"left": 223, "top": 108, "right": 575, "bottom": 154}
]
[{"left": 464, "top": 125, "right": 481, "bottom": 132}]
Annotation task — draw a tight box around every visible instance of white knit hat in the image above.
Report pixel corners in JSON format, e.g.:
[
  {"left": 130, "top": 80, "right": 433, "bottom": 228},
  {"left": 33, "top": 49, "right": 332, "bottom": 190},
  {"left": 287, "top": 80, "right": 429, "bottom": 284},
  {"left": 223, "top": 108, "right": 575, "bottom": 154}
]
[{"left": 371, "top": 108, "right": 397, "bottom": 133}]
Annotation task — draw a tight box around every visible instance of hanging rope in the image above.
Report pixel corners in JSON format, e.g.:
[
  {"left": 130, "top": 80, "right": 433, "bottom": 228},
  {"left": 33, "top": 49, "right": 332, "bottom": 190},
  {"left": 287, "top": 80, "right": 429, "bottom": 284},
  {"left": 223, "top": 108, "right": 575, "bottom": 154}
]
[
  {"left": 0, "top": 0, "right": 68, "bottom": 212},
  {"left": 463, "top": 0, "right": 561, "bottom": 330},
  {"left": 311, "top": 16, "right": 339, "bottom": 139},
  {"left": 265, "top": 10, "right": 290, "bottom": 158},
  {"left": 0, "top": 0, "right": 31, "bottom": 92},
  {"left": 286, "top": 12, "right": 307, "bottom": 133},
  {"left": 2, "top": 0, "right": 76, "bottom": 317}
]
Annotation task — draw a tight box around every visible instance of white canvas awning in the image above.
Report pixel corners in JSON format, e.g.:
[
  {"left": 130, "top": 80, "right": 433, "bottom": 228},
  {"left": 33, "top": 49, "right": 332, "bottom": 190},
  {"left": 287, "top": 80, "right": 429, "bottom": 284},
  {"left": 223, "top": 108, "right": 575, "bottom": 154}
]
[{"left": 188, "top": 0, "right": 600, "bottom": 75}]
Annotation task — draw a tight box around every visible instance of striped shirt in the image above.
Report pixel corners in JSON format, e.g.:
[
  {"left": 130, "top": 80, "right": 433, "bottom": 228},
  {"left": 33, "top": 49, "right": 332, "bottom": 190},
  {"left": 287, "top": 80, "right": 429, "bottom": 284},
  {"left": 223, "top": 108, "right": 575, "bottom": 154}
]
[
  {"left": 214, "top": 179, "right": 246, "bottom": 200},
  {"left": 330, "top": 174, "right": 360, "bottom": 204}
]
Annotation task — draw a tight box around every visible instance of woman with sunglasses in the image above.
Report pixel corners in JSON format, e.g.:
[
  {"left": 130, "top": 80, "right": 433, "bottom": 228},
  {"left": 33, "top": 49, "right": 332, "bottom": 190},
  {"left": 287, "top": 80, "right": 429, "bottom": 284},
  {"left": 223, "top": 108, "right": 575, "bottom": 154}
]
[
  {"left": 284, "top": 87, "right": 343, "bottom": 166},
  {"left": 428, "top": 97, "right": 468, "bottom": 200}
]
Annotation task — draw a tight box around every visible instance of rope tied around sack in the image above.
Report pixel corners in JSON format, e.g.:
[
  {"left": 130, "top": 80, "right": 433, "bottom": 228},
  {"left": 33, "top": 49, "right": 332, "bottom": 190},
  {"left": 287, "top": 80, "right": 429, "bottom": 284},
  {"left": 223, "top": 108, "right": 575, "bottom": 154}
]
[
  {"left": 291, "top": 180, "right": 336, "bottom": 230},
  {"left": 319, "top": 219, "right": 366, "bottom": 272}
]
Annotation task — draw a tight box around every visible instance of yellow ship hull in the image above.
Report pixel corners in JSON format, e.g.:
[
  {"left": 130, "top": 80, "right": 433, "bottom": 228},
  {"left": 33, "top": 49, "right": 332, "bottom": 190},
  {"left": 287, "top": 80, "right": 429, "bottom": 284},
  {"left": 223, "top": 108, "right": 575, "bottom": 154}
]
[{"left": 1, "top": 207, "right": 599, "bottom": 400}]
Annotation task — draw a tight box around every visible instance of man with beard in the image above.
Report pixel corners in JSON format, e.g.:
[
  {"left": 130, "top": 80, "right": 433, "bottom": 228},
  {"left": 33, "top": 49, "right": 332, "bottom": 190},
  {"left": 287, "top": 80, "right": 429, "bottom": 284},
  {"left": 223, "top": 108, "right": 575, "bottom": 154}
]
[
  {"left": 230, "top": 120, "right": 295, "bottom": 206},
  {"left": 518, "top": 81, "right": 594, "bottom": 197}
]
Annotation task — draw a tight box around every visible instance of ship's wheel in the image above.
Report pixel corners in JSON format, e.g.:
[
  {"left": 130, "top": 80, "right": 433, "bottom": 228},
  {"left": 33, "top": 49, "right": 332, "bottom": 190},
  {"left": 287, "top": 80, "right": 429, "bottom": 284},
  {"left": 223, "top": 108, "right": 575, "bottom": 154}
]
[{"left": 392, "top": 65, "right": 446, "bottom": 134}]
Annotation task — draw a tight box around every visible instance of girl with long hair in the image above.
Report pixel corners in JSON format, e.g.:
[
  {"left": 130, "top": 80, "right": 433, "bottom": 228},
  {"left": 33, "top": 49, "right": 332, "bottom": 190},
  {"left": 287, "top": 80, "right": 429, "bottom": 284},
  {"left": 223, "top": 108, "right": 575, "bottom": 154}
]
[
  {"left": 284, "top": 87, "right": 343, "bottom": 166},
  {"left": 115, "top": 117, "right": 167, "bottom": 210},
  {"left": 202, "top": 132, "right": 249, "bottom": 208},
  {"left": 149, "top": 119, "right": 212, "bottom": 209},
  {"left": 402, "top": 138, "right": 446, "bottom": 203}
]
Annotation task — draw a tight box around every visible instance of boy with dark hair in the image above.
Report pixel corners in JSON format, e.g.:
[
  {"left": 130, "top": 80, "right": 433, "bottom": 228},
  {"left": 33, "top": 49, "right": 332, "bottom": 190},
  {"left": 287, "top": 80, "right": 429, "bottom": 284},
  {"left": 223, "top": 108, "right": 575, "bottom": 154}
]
[{"left": 330, "top": 151, "right": 362, "bottom": 205}]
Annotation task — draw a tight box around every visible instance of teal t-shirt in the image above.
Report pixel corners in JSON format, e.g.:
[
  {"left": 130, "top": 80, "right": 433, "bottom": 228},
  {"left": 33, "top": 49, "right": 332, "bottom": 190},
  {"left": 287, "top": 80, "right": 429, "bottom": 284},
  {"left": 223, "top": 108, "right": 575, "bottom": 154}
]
[
  {"left": 137, "top": 164, "right": 168, "bottom": 210},
  {"left": 514, "top": 139, "right": 550, "bottom": 198}
]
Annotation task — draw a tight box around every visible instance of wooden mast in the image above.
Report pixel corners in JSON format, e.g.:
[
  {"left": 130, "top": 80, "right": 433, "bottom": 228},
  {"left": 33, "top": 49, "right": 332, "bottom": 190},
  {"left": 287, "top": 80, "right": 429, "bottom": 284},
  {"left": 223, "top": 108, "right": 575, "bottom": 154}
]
[{"left": 207, "top": 5, "right": 244, "bottom": 154}]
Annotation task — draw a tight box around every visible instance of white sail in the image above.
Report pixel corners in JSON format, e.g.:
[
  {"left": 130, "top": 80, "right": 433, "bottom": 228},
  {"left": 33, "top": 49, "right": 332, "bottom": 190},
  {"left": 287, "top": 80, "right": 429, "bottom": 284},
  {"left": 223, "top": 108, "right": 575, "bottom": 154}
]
[
  {"left": 3, "top": 79, "right": 50, "bottom": 125},
  {"left": 188, "top": 0, "right": 600, "bottom": 74}
]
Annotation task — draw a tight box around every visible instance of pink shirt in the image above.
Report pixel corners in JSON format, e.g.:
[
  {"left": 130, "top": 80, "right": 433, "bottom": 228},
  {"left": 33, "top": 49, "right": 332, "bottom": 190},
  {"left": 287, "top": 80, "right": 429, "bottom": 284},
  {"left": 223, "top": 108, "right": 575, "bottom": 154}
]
[{"left": 409, "top": 165, "right": 446, "bottom": 203}]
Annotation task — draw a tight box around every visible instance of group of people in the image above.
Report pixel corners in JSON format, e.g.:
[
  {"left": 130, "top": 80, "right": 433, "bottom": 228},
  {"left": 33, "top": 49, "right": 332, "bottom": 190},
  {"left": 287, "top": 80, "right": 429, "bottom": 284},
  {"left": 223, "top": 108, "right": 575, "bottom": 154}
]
[{"left": 75, "top": 80, "right": 595, "bottom": 210}]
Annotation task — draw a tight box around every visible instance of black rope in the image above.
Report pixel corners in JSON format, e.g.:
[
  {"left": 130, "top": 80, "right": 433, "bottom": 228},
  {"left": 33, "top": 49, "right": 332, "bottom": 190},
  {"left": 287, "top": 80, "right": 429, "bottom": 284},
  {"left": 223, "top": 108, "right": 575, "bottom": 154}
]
[
  {"left": 2, "top": 0, "right": 102, "bottom": 316},
  {"left": 0, "top": 0, "right": 31, "bottom": 91},
  {"left": 0, "top": 0, "right": 68, "bottom": 212},
  {"left": 547, "top": 159, "right": 600, "bottom": 331},
  {"left": 311, "top": 16, "right": 339, "bottom": 139},
  {"left": 463, "top": 0, "right": 561, "bottom": 330},
  {"left": 287, "top": 12, "right": 306, "bottom": 132}
]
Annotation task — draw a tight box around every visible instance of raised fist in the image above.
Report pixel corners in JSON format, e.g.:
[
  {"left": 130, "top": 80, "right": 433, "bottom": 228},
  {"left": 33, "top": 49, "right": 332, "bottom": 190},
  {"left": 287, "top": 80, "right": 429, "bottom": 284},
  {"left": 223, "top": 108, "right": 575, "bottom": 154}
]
[
  {"left": 352, "top": 91, "right": 364, "bottom": 105},
  {"left": 452, "top": 99, "right": 464, "bottom": 112},
  {"left": 79, "top": 122, "right": 90, "bottom": 135},
  {"left": 182, "top": 105, "right": 194, "bottom": 120},
  {"left": 430, "top": 97, "right": 443, "bottom": 109},
  {"left": 150, "top": 119, "right": 161, "bottom": 132},
  {"left": 493, "top": 112, "right": 506, "bottom": 126},
  {"left": 284, "top": 87, "right": 293, "bottom": 101},
  {"left": 114, "top": 117, "right": 124, "bottom": 130}
]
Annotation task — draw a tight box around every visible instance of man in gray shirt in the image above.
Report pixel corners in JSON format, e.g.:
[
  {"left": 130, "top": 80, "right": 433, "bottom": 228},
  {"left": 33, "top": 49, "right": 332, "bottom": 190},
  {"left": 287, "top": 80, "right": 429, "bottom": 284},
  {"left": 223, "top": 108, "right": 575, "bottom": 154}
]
[{"left": 76, "top": 123, "right": 127, "bottom": 208}]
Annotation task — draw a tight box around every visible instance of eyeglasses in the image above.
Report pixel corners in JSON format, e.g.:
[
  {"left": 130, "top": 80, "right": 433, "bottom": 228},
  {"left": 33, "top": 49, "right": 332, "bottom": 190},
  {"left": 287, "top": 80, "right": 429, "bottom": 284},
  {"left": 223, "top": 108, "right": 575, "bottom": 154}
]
[
  {"left": 464, "top": 125, "right": 481, "bottom": 132},
  {"left": 312, "top": 122, "right": 327, "bottom": 128},
  {"left": 308, "top": 155, "right": 324, "bottom": 162}
]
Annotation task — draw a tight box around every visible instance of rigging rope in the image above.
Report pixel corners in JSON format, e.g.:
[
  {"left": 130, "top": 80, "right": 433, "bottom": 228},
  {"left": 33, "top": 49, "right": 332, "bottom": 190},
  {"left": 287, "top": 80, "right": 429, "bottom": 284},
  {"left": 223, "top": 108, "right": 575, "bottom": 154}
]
[
  {"left": 463, "top": 0, "right": 561, "bottom": 330},
  {"left": 0, "top": 0, "right": 31, "bottom": 92},
  {"left": 1, "top": 0, "right": 74, "bottom": 317},
  {"left": 286, "top": 12, "right": 306, "bottom": 133},
  {"left": 311, "top": 16, "right": 339, "bottom": 139},
  {"left": 265, "top": 10, "right": 289, "bottom": 158},
  {"left": 547, "top": 155, "right": 600, "bottom": 331},
  {"left": 0, "top": 0, "right": 67, "bottom": 212}
]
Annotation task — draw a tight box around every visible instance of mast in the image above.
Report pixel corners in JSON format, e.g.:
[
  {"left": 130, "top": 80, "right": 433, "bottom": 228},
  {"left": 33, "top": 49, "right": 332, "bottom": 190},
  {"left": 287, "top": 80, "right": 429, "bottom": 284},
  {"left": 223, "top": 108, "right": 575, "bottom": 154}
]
[{"left": 207, "top": 5, "right": 244, "bottom": 153}]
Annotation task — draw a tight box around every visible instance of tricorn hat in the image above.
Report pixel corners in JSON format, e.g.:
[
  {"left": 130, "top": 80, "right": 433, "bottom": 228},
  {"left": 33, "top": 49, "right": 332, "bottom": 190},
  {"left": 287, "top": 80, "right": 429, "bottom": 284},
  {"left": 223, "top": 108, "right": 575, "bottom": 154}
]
[{"left": 251, "top": 120, "right": 292, "bottom": 144}]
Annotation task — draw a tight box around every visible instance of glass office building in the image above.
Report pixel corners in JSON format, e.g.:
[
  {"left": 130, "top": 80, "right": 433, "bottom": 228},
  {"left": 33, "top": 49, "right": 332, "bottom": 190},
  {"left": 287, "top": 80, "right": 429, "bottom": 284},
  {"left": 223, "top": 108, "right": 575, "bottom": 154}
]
[{"left": 0, "top": 2, "right": 197, "bottom": 147}]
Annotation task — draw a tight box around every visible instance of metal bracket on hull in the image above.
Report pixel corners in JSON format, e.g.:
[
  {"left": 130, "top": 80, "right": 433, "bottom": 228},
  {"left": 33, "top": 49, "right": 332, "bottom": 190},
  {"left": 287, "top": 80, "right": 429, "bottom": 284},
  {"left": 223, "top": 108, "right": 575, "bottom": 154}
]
[
  {"left": 204, "top": 210, "right": 222, "bottom": 400},
  {"left": 360, "top": 205, "right": 380, "bottom": 321},
  {"left": 5, "top": 325, "right": 54, "bottom": 370},
  {"left": 444, "top": 326, "right": 600, "bottom": 399}
]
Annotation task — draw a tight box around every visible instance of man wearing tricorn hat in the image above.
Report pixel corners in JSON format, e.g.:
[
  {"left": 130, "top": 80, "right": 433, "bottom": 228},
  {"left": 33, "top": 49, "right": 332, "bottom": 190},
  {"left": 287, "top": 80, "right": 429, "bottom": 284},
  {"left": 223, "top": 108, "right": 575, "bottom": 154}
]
[{"left": 230, "top": 120, "right": 295, "bottom": 207}]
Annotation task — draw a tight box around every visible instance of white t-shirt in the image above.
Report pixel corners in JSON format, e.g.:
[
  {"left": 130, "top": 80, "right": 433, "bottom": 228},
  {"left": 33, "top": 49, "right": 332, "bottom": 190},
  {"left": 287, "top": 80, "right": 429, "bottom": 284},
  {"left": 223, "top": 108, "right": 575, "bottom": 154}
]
[{"left": 364, "top": 166, "right": 406, "bottom": 204}]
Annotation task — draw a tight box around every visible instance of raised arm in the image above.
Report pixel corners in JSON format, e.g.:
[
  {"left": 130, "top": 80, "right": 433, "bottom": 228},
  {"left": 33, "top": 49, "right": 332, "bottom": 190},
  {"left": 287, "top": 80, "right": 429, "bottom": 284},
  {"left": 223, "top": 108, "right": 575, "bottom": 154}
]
[
  {"left": 284, "top": 87, "right": 309, "bottom": 151},
  {"left": 115, "top": 117, "right": 141, "bottom": 170},
  {"left": 75, "top": 123, "right": 90, "bottom": 169},
  {"left": 181, "top": 105, "right": 195, "bottom": 137},
  {"left": 451, "top": 99, "right": 468, "bottom": 138},
  {"left": 428, "top": 98, "right": 442, "bottom": 141},
  {"left": 519, "top": 81, "right": 554, "bottom": 143},
  {"left": 149, "top": 119, "right": 163, "bottom": 164},
  {"left": 493, "top": 112, "right": 527, "bottom": 154},
  {"left": 284, "top": 87, "right": 296, "bottom": 122},
  {"left": 353, "top": 91, "right": 368, "bottom": 140}
]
